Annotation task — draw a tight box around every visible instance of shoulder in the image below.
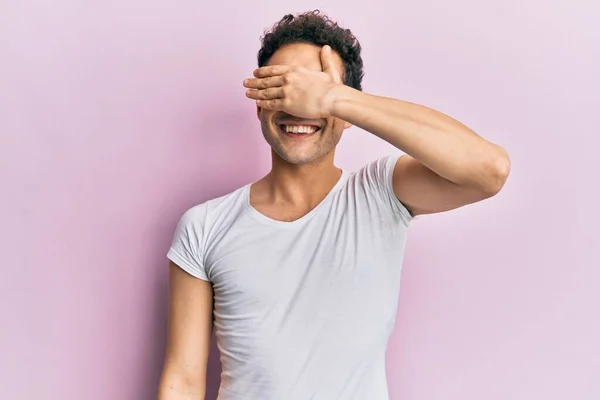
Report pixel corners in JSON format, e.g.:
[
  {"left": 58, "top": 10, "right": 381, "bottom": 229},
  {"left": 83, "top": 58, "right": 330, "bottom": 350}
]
[
  {"left": 350, "top": 154, "right": 400, "bottom": 191},
  {"left": 347, "top": 154, "right": 412, "bottom": 226},
  {"left": 175, "top": 185, "right": 248, "bottom": 231}
]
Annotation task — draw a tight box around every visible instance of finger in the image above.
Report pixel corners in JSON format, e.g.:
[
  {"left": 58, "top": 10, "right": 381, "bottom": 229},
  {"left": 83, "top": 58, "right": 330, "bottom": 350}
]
[
  {"left": 246, "top": 87, "right": 284, "bottom": 100},
  {"left": 256, "top": 99, "right": 284, "bottom": 111},
  {"left": 253, "top": 65, "right": 290, "bottom": 78},
  {"left": 243, "top": 75, "right": 284, "bottom": 89},
  {"left": 320, "top": 45, "right": 342, "bottom": 84}
]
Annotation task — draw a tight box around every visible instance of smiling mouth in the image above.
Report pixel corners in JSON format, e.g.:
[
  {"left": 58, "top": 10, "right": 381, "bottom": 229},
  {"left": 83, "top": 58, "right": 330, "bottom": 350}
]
[{"left": 278, "top": 124, "right": 321, "bottom": 137}]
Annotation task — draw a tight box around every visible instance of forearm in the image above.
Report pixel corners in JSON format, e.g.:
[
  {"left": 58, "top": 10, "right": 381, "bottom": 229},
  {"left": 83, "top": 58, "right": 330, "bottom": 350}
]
[{"left": 330, "top": 85, "right": 509, "bottom": 191}]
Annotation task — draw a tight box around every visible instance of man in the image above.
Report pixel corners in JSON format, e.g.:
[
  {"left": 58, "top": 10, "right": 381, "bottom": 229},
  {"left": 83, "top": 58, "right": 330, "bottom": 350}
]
[{"left": 158, "top": 10, "right": 510, "bottom": 400}]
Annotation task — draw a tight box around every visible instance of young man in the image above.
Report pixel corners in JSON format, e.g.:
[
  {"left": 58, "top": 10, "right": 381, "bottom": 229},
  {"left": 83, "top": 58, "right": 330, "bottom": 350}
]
[{"left": 158, "top": 10, "right": 510, "bottom": 400}]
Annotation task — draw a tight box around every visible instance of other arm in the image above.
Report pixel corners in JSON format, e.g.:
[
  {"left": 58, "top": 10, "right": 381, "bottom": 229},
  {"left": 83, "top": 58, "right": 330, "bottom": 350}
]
[{"left": 158, "top": 261, "right": 213, "bottom": 400}]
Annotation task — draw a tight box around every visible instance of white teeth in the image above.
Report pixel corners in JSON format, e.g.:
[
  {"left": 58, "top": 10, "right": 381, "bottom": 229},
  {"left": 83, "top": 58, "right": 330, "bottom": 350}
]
[{"left": 283, "top": 125, "right": 318, "bottom": 134}]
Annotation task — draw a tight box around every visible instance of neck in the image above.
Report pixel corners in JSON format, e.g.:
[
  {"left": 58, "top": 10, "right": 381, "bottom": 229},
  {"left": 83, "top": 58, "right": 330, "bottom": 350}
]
[{"left": 263, "top": 150, "right": 342, "bottom": 207}]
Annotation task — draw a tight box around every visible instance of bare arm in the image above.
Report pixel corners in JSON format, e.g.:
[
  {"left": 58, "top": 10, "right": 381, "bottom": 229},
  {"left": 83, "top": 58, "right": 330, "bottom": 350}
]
[
  {"left": 158, "top": 261, "right": 214, "bottom": 400},
  {"left": 330, "top": 86, "right": 511, "bottom": 216}
]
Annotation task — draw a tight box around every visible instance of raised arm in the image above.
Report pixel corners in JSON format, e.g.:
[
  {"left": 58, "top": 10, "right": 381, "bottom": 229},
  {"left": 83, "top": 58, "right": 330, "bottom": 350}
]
[
  {"left": 330, "top": 87, "right": 511, "bottom": 216},
  {"left": 158, "top": 262, "right": 214, "bottom": 400}
]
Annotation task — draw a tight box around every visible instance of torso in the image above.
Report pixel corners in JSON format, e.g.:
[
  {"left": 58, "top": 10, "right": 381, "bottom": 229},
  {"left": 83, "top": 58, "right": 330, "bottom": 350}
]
[{"left": 169, "top": 155, "right": 412, "bottom": 400}]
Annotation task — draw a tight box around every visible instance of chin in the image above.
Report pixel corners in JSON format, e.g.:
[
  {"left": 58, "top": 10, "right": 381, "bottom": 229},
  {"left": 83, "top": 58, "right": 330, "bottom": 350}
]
[{"left": 274, "top": 149, "right": 320, "bottom": 165}]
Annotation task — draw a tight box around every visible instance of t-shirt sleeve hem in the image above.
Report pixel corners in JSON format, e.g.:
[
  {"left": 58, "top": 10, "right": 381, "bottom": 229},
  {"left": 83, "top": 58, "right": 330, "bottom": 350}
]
[
  {"left": 385, "top": 154, "right": 413, "bottom": 226},
  {"left": 167, "top": 248, "right": 210, "bottom": 281}
]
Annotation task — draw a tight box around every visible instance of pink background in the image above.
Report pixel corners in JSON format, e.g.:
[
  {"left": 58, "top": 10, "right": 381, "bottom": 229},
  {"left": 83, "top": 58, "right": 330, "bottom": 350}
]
[{"left": 1, "top": 1, "right": 598, "bottom": 399}]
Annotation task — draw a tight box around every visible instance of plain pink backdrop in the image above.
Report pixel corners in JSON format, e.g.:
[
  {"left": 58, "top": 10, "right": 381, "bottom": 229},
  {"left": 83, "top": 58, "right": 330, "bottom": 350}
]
[{"left": 1, "top": 1, "right": 598, "bottom": 399}]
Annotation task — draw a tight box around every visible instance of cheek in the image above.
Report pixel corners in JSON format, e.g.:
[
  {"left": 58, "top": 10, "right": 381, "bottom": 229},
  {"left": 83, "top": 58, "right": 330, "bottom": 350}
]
[
  {"left": 257, "top": 107, "right": 275, "bottom": 121},
  {"left": 258, "top": 111, "right": 277, "bottom": 132},
  {"left": 328, "top": 118, "right": 346, "bottom": 135}
]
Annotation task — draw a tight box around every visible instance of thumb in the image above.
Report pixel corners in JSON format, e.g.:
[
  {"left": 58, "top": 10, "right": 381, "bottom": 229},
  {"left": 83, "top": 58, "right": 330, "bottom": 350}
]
[{"left": 321, "top": 45, "right": 342, "bottom": 84}]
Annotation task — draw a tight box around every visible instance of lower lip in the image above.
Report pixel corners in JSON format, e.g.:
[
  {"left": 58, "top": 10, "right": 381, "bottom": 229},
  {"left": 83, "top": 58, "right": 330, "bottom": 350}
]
[{"left": 278, "top": 125, "right": 321, "bottom": 139}]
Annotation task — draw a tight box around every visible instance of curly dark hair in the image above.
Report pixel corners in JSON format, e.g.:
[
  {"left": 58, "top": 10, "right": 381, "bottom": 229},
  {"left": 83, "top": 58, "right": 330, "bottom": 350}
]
[{"left": 257, "top": 10, "right": 364, "bottom": 91}]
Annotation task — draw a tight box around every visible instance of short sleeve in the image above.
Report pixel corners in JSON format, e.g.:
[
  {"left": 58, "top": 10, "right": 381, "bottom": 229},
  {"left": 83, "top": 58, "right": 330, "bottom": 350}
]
[
  {"left": 166, "top": 205, "right": 210, "bottom": 281},
  {"left": 360, "top": 154, "right": 413, "bottom": 226}
]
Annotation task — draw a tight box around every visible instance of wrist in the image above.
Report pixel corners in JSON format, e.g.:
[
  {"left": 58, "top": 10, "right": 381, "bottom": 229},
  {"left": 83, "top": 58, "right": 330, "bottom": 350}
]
[{"left": 326, "top": 84, "right": 356, "bottom": 119}]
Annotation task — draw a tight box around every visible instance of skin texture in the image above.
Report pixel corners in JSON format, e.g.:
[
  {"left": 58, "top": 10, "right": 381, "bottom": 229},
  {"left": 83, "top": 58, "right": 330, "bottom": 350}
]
[{"left": 159, "top": 41, "right": 511, "bottom": 398}]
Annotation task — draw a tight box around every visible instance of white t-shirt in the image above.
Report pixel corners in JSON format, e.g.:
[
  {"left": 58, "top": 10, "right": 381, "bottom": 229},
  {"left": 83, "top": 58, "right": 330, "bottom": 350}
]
[{"left": 167, "top": 154, "right": 412, "bottom": 400}]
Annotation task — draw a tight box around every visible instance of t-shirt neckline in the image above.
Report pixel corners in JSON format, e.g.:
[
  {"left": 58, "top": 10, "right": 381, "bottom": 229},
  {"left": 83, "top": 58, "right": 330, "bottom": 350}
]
[{"left": 244, "top": 169, "right": 349, "bottom": 227}]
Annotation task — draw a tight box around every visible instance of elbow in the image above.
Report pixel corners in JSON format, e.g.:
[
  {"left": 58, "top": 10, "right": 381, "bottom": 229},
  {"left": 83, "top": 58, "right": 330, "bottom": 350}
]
[
  {"left": 158, "top": 366, "right": 206, "bottom": 399},
  {"left": 480, "top": 147, "right": 511, "bottom": 197}
]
